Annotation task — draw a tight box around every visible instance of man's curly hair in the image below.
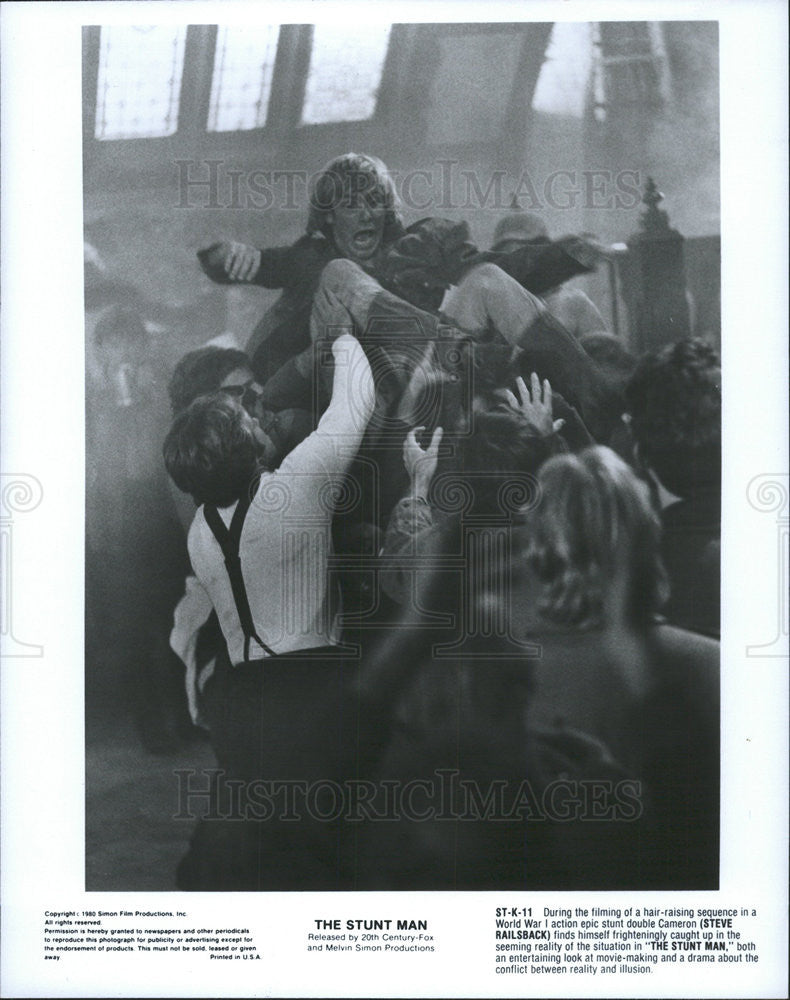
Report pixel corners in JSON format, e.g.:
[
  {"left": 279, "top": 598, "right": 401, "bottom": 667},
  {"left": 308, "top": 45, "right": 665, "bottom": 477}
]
[
  {"left": 163, "top": 392, "right": 262, "bottom": 508},
  {"left": 451, "top": 409, "right": 563, "bottom": 516},
  {"left": 306, "top": 152, "right": 404, "bottom": 246},
  {"left": 625, "top": 338, "right": 721, "bottom": 497},
  {"left": 168, "top": 346, "right": 251, "bottom": 415}
]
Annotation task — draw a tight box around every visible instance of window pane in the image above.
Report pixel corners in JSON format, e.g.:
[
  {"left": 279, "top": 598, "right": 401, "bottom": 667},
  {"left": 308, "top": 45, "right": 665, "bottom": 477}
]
[
  {"left": 532, "top": 22, "right": 593, "bottom": 118},
  {"left": 598, "top": 22, "right": 663, "bottom": 109},
  {"left": 424, "top": 32, "right": 522, "bottom": 146},
  {"left": 95, "top": 26, "right": 186, "bottom": 140},
  {"left": 207, "top": 25, "right": 279, "bottom": 132},
  {"left": 301, "top": 24, "right": 391, "bottom": 125}
]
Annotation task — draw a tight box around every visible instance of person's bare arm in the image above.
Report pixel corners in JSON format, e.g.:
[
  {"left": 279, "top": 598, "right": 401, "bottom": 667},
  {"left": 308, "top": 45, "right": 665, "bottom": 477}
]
[
  {"left": 379, "top": 426, "right": 444, "bottom": 605},
  {"left": 277, "top": 328, "right": 375, "bottom": 480}
]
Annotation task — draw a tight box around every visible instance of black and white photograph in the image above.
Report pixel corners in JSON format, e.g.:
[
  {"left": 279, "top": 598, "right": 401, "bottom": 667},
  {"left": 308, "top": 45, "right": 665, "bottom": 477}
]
[
  {"left": 82, "top": 15, "right": 722, "bottom": 894},
  {"left": 1, "top": 1, "right": 787, "bottom": 998}
]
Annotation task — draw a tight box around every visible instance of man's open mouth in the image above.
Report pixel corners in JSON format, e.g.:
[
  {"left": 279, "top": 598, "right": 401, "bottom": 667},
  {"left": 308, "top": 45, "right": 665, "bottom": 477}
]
[{"left": 352, "top": 228, "right": 378, "bottom": 249}]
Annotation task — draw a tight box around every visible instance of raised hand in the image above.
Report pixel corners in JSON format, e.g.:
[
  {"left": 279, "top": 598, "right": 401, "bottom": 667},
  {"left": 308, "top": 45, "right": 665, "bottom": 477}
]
[
  {"left": 219, "top": 241, "right": 261, "bottom": 282},
  {"left": 503, "top": 373, "right": 565, "bottom": 436},
  {"left": 403, "top": 425, "right": 444, "bottom": 499}
]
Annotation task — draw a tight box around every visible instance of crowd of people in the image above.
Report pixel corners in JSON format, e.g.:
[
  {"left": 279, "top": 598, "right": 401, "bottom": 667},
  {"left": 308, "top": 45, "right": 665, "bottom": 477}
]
[{"left": 157, "top": 152, "right": 721, "bottom": 890}]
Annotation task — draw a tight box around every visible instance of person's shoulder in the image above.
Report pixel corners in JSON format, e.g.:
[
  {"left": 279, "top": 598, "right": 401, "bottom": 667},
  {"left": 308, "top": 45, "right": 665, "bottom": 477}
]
[
  {"left": 647, "top": 623, "right": 720, "bottom": 724},
  {"left": 663, "top": 490, "right": 721, "bottom": 530},
  {"left": 245, "top": 464, "right": 318, "bottom": 520},
  {"left": 186, "top": 506, "right": 209, "bottom": 556},
  {"left": 187, "top": 501, "right": 239, "bottom": 542},
  {"left": 547, "top": 286, "right": 595, "bottom": 311},
  {"left": 649, "top": 622, "right": 719, "bottom": 670},
  {"left": 290, "top": 232, "right": 333, "bottom": 257},
  {"left": 277, "top": 234, "right": 335, "bottom": 286}
]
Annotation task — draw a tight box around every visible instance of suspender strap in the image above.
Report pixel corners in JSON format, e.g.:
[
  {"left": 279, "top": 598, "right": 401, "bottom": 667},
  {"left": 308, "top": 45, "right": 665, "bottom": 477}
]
[{"left": 203, "top": 485, "right": 277, "bottom": 661}]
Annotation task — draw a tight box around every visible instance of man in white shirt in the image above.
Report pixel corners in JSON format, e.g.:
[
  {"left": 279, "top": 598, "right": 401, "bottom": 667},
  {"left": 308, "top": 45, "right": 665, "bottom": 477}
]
[
  {"left": 165, "top": 332, "right": 375, "bottom": 664},
  {"left": 163, "top": 330, "right": 377, "bottom": 890}
]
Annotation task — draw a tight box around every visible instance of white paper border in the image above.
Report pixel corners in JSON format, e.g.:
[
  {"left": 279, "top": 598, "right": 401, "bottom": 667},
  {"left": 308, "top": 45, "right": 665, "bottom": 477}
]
[{"left": 1, "top": 1, "right": 787, "bottom": 997}]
